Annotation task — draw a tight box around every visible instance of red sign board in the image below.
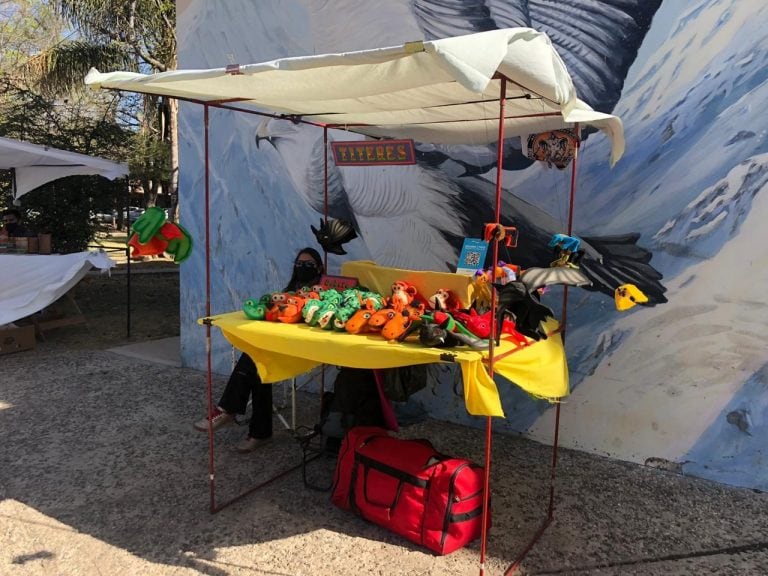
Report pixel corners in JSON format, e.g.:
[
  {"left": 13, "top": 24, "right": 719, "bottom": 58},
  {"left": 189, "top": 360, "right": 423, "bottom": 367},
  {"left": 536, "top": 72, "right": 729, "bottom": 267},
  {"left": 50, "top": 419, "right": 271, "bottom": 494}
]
[
  {"left": 320, "top": 274, "right": 359, "bottom": 291},
  {"left": 331, "top": 139, "right": 416, "bottom": 166}
]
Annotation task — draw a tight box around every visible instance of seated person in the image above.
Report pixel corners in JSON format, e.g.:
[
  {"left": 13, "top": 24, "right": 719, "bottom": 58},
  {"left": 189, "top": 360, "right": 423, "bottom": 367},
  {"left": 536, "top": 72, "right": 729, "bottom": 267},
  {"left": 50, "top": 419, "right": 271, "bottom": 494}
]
[
  {"left": 1, "top": 208, "right": 31, "bottom": 238},
  {"left": 194, "top": 247, "right": 325, "bottom": 453}
]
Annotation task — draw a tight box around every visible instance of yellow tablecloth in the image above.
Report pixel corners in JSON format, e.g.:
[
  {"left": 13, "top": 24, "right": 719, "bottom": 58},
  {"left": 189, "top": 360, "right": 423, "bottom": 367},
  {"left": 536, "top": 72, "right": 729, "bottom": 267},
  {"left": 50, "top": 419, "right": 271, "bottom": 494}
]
[{"left": 201, "top": 312, "right": 569, "bottom": 418}]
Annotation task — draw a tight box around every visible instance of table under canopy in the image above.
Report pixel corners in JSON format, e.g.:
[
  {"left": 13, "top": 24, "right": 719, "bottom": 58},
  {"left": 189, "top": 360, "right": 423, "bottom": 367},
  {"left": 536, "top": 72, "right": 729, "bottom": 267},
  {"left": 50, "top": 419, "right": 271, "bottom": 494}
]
[
  {"left": 201, "top": 261, "right": 568, "bottom": 417},
  {"left": 0, "top": 251, "right": 115, "bottom": 326}
]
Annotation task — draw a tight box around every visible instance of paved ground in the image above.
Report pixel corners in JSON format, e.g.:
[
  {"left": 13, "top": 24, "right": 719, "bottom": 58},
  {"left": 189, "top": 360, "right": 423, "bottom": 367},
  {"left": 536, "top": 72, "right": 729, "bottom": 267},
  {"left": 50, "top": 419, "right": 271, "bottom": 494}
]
[{"left": 1, "top": 340, "right": 767, "bottom": 575}]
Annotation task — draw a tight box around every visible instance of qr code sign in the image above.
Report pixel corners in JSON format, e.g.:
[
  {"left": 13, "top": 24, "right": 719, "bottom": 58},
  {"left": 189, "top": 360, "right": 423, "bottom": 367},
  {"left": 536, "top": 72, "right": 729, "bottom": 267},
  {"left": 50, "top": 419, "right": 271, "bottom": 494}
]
[{"left": 463, "top": 251, "right": 481, "bottom": 267}]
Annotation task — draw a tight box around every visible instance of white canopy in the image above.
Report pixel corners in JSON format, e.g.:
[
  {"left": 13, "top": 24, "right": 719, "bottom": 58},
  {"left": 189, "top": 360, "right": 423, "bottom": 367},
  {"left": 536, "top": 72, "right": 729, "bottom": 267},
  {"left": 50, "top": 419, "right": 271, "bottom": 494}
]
[
  {"left": 0, "top": 136, "right": 129, "bottom": 200},
  {"left": 0, "top": 251, "right": 115, "bottom": 326},
  {"left": 85, "top": 28, "right": 624, "bottom": 165}
]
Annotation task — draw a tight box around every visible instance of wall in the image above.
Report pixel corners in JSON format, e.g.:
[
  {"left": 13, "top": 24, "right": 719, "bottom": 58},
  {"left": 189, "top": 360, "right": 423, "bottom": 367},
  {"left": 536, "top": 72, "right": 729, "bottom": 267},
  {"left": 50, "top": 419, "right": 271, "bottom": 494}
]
[{"left": 176, "top": 0, "right": 768, "bottom": 491}]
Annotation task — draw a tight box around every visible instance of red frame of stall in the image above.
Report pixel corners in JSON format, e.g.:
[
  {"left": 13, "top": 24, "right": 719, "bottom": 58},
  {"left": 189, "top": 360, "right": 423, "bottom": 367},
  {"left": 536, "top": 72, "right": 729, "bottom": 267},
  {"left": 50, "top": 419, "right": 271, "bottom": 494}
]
[{"left": 177, "top": 73, "right": 582, "bottom": 576}]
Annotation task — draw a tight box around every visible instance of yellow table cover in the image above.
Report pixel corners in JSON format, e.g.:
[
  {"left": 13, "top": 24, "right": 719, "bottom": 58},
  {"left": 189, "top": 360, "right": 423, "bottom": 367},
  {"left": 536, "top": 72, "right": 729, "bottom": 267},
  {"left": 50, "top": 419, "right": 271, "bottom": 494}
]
[{"left": 202, "top": 312, "right": 569, "bottom": 418}]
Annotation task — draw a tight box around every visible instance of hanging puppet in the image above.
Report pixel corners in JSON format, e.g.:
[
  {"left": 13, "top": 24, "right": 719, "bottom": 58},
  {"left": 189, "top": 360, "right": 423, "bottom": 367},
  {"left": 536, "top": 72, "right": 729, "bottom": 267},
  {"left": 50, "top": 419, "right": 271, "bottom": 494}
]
[
  {"left": 523, "top": 129, "right": 579, "bottom": 170},
  {"left": 127, "top": 206, "right": 193, "bottom": 264},
  {"left": 311, "top": 218, "right": 358, "bottom": 255}
]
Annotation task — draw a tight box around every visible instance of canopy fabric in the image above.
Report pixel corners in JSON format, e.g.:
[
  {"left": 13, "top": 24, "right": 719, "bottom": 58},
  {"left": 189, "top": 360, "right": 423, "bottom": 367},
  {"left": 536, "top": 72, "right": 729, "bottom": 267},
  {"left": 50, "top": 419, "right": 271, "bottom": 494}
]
[
  {"left": 202, "top": 312, "right": 568, "bottom": 418},
  {"left": 0, "top": 251, "right": 115, "bottom": 325},
  {"left": 85, "top": 27, "right": 624, "bottom": 165},
  {"left": 0, "top": 136, "right": 128, "bottom": 200}
]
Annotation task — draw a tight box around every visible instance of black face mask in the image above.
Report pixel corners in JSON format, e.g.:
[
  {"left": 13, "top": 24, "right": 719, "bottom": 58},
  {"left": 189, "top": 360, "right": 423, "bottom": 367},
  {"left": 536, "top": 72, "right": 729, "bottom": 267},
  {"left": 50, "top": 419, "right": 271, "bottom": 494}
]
[{"left": 294, "top": 263, "right": 319, "bottom": 283}]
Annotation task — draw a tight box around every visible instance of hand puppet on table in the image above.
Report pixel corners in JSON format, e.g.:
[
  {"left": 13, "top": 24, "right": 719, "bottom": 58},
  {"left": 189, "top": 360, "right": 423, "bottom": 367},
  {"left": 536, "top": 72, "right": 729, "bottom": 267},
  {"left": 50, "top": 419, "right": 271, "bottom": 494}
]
[{"left": 493, "top": 266, "right": 591, "bottom": 343}]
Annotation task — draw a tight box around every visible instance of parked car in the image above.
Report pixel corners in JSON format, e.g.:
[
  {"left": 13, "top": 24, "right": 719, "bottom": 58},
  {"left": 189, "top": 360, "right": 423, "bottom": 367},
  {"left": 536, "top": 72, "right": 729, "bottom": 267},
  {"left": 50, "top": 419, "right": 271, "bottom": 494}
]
[
  {"left": 91, "top": 210, "right": 117, "bottom": 228},
  {"left": 122, "top": 207, "right": 145, "bottom": 223}
]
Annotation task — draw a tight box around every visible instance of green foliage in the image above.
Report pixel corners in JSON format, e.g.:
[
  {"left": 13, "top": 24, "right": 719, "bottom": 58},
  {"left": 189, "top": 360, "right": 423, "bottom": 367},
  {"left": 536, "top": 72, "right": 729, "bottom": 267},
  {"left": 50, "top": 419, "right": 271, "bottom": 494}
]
[
  {"left": 0, "top": 1, "right": 64, "bottom": 77},
  {"left": 129, "top": 129, "right": 171, "bottom": 184},
  {"left": 0, "top": 0, "right": 177, "bottom": 250},
  {"left": 23, "top": 175, "right": 125, "bottom": 253}
]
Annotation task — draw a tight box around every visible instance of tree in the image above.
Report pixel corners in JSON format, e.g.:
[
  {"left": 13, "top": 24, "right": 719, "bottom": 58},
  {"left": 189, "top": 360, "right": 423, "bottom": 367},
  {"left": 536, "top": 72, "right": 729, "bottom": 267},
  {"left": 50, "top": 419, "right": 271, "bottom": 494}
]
[
  {"left": 0, "top": 1, "right": 63, "bottom": 75},
  {"left": 1, "top": 2, "right": 143, "bottom": 250},
  {"left": 23, "top": 0, "right": 177, "bottom": 214}
]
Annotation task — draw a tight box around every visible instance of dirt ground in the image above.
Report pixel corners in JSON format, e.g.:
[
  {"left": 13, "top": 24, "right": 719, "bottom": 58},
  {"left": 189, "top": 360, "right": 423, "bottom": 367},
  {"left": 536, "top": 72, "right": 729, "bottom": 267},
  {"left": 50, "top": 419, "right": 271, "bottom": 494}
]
[
  {"left": 33, "top": 259, "right": 181, "bottom": 349},
  {"left": 2, "top": 262, "right": 768, "bottom": 575}
]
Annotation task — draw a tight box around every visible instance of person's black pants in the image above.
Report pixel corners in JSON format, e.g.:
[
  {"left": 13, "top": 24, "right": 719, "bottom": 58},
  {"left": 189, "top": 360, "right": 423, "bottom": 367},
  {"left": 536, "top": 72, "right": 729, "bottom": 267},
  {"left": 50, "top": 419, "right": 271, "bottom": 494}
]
[{"left": 217, "top": 353, "right": 273, "bottom": 439}]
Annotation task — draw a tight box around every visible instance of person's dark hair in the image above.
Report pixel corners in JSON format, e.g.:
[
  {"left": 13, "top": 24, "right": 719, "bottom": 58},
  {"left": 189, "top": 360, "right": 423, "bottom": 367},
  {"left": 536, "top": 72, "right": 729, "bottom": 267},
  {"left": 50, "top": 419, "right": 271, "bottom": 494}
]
[
  {"left": 2, "top": 208, "right": 22, "bottom": 220},
  {"left": 284, "top": 247, "right": 324, "bottom": 291}
]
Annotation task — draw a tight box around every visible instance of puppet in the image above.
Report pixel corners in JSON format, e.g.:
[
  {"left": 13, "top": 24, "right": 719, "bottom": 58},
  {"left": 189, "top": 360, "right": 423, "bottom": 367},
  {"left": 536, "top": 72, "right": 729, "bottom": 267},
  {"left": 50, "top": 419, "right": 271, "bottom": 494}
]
[
  {"left": 243, "top": 295, "right": 270, "bottom": 320},
  {"left": 427, "top": 288, "right": 461, "bottom": 312},
  {"left": 302, "top": 298, "right": 325, "bottom": 325},
  {"left": 345, "top": 308, "right": 377, "bottom": 334},
  {"left": 399, "top": 318, "right": 487, "bottom": 349},
  {"left": 367, "top": 307, "right": 398, "bottom": 331},
  {"left": 524, "top": 129, "right": 579, "bottom": 170},
  {"left": 492, "top": 266, "right": 591, "bottom": 343},
  {"left": 390, "top": 280, "right": 418, "bottom": 311},
  {"left": 277, "top": 294, "right": 306, "bottom": 323},
  {"left": 128, "top": 207, "right": 193, "bottom": 264},
  {"left": 381, "top": 303, "right": 425, "bottom": 340},
  {"left": 548, "top": 233, "right": 585, "bottom": 267},
  {"left": 615, "top": 283, "right": 649, "bottom": 311},
  {"left": 311, "top": 218, "right": 358, "bottom": 255},
  {"left": 471, "top": 271, "right": 493, "bottom": 312},
  {"left": 453, "top": 308, "right": 527, "bottom": 345}
]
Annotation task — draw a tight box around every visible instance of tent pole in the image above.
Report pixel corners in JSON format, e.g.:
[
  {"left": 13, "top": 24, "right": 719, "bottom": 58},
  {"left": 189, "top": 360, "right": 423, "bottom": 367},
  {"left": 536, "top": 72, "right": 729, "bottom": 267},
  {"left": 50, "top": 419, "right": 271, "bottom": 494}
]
[
  {"left": 321, "top": 126, "right": 329, "bottom": 398},
  {"left": 504, "top": 124, "right": 580, "bottom": 575},
  {"left": 125, "top": 179, "right": 132, "bottom": 338},
  {"left": 479, "top": 75, "right": 507, "bottom": 576},
  {"left": 202, "top": 104, "right": 218, "bottom": 514},
  {"left": 547, "top": 124, "right": 579, "bottom": 516}
]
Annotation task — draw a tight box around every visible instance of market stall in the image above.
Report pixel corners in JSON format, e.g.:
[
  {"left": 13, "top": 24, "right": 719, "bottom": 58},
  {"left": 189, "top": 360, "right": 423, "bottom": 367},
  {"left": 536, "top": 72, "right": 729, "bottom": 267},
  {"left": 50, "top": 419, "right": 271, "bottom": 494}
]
[
  {"left": 0, "top": 251, "right": 115, "bottom": 340},
  {"left": 86, "top": 27, "right": 624, "bottom": 574}
]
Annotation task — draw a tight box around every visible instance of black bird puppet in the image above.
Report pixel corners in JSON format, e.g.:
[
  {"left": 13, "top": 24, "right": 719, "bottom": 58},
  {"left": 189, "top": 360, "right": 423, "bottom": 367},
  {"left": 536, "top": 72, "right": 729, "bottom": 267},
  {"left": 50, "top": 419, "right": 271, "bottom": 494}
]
[
  {"left": 493, "top": 266, "right": 592, "bottom": 343},
  {"left": 311, "top": 218, "right": 358, "bottom": 255}
]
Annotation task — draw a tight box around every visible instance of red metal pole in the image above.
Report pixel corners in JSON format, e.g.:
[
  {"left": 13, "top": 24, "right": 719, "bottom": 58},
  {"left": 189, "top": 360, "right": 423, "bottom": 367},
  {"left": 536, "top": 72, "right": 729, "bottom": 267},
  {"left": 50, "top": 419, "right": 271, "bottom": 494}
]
[
  {"left": 504, "top": 126, "right": 580, "bottom": 576},
  {"left": 321, "top": 126, "right": 329, "bottom": 397},
  {"left": 547, "top": 123, "right": 579, "bottom": 518},
  {"left": 203, "top": 104, "right": 217, "bottom": 513},
  {"left": 479, "top": 76, "right": 507, "bottom": 576}
]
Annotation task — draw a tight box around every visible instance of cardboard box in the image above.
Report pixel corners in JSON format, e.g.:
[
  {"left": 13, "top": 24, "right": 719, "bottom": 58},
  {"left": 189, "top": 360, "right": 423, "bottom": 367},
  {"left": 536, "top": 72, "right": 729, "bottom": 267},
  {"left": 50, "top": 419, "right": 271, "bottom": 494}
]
[{"left": 0, "top": 324, "right": 36, "bottom": 355}]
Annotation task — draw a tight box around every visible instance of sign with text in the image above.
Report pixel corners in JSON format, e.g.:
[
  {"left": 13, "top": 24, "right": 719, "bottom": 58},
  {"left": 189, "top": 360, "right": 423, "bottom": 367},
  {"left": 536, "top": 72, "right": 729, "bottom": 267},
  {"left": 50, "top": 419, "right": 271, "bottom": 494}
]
[
  {"left": 331, "top": 139, "right": 416, "bottom": 166},
  {"left": 320, "top": 274, "right": 359, "bottom": 291}
]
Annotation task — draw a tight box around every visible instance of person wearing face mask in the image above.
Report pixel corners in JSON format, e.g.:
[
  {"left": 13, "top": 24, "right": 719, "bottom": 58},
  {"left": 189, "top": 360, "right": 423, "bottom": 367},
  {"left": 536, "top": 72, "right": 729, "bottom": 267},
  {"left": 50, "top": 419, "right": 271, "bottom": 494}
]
[
  {"left": 194, "top": 247, "right": 324, "bottom": 453},
  {"left": 1, "top": 208, "right": 30, "bottom": 238}
]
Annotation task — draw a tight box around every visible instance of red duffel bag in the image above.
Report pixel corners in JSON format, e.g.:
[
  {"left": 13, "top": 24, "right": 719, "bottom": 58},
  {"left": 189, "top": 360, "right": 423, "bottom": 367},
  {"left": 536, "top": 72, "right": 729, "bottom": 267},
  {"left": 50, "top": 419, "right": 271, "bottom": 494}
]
[{"left": 331, "top": 426, "right": 489, "bottom": 555}]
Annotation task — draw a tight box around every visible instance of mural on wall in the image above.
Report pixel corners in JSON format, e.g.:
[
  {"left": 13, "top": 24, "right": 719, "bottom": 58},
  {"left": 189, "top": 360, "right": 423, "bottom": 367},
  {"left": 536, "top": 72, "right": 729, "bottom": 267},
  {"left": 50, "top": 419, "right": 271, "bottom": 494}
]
[{"left": 177, "top": 0, "right": 768, "bottom": 490}]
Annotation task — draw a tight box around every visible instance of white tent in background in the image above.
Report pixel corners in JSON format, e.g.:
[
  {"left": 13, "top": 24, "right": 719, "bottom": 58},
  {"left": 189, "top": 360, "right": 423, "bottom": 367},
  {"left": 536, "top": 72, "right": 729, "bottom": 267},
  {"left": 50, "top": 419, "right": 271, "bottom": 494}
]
[{"left": 0, "top": 135, "right": 128, "bottom": 200}]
